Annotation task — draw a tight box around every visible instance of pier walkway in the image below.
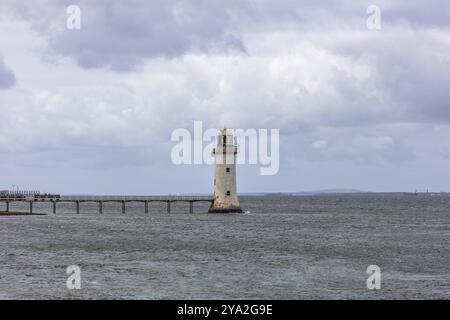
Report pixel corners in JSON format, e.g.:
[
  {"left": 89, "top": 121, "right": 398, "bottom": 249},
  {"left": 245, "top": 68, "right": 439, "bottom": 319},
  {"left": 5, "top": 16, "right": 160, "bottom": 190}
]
[{"left": 0, "top": 196, "right": 213, "bottom": 214}]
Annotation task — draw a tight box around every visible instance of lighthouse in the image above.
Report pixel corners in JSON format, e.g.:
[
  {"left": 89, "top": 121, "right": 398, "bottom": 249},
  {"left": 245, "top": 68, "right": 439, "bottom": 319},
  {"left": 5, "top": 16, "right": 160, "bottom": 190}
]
[{"left": 209, "top": 128, "right": 243, "bottom": 213}]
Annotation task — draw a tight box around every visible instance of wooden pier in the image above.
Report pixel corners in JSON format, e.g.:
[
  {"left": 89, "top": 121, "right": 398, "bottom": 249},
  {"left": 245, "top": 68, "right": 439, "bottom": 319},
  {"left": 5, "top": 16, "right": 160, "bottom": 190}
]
[{"left": 0, "top": 196, "right": 213, "bottom": 214}]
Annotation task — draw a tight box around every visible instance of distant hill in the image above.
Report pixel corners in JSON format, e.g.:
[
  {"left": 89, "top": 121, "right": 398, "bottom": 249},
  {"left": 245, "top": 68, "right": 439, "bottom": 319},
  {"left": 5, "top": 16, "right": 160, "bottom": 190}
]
[
  {"left": 240, "top": 189, "right": 368, "bottom": 196},
  {"left": 290, "top": 189, "right": 368, "bottom": 196}
]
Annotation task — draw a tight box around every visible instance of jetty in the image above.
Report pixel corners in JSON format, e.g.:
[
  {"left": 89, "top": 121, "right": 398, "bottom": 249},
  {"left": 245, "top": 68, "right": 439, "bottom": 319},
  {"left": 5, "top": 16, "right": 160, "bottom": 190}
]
[{"left": 0, "top": 195, "right": 213, "bottom": 215}]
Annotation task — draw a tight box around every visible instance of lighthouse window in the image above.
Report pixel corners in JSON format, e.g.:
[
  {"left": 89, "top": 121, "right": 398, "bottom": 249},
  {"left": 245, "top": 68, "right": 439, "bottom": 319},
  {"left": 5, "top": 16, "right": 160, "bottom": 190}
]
[
  {"left": 226, "top": 167, "right": 230, "bottom": 173},
  {"left": 226, "top": 191, "right": 231, "bottom": 196}
]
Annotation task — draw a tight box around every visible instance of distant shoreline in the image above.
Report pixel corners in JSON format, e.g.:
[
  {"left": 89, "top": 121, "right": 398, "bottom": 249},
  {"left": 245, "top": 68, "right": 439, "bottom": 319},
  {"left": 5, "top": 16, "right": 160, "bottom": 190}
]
[{"left": 243, "top": 192, "right": 450, "bottom": 197}]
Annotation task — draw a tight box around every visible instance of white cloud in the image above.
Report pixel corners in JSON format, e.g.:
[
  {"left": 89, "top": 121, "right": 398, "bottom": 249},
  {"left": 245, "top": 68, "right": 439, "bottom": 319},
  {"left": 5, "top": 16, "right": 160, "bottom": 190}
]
[
  {"left": 312, "top": 140, "right": 328, "bottom": 150},
  {"left": 0, "top": 54, "right": 15, "bottom": 89}
]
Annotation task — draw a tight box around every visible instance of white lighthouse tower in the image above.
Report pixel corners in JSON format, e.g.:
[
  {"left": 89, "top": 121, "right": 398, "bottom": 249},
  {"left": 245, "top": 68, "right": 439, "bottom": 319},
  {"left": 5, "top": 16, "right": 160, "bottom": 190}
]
[{"left": 209, "top": 128, "right": 243, "bottom": 213}]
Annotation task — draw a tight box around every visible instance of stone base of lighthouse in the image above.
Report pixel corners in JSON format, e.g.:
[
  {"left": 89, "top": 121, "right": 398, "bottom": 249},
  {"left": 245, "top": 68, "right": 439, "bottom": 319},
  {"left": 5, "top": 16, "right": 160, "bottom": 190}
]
[{"left": 208, "top": 199, "right": 242, "bottom": 213}]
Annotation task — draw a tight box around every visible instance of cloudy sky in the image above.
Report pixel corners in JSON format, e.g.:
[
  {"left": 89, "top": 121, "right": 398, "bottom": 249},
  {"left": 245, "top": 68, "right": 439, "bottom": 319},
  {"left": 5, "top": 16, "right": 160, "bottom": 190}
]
[{"left": 0, "top": 0, "right": 449, "bottom": 194}]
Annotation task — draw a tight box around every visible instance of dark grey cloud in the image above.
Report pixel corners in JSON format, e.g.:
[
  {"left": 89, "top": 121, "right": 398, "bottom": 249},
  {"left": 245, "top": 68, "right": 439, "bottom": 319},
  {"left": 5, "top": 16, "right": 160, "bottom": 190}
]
[
  {"left": 0, "top": 55, "right": 16, "bottom": 89},
  {"left": 2, "top": 0, "right": 246, "bottom": 71},
  {"left": 382, "top": 0, "right": 450, "bottom": 27}
]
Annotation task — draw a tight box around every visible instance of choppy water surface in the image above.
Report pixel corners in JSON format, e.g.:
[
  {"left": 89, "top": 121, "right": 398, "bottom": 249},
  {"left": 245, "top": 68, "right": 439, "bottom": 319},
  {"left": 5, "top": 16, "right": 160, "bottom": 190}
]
[{"left": 1, "top": 194, "right": 449, "bottom": 299}]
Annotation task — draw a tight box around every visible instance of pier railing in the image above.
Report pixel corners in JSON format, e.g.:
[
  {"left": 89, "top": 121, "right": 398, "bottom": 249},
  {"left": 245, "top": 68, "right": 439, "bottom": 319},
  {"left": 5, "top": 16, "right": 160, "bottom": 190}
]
[{"left": 60, "top": 195, "right": 212, "bottom": 201}]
